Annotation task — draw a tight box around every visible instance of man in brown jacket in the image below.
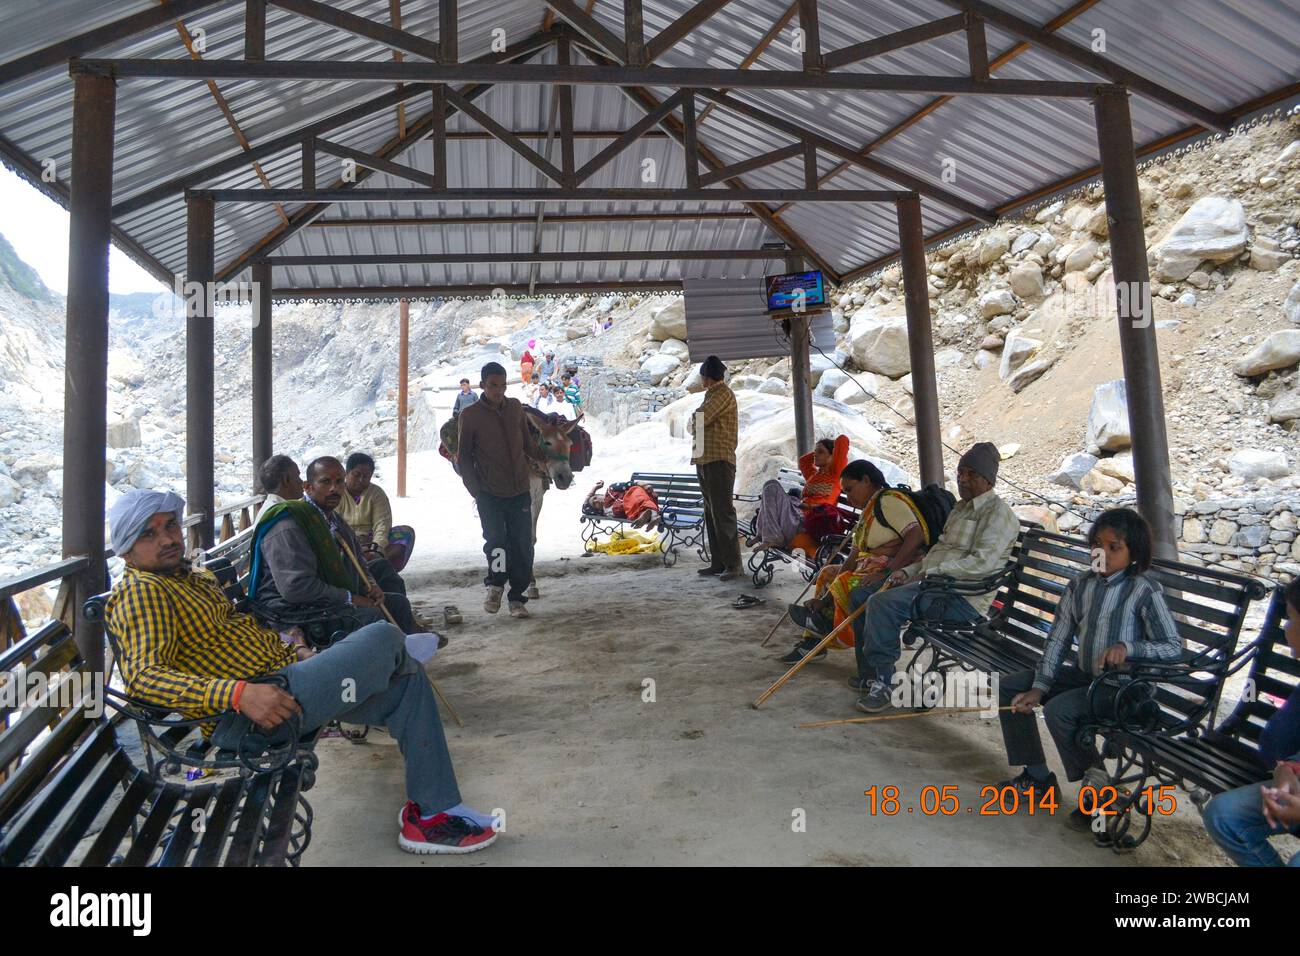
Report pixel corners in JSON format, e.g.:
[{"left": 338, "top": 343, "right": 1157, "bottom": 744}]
[{"left": 456, "top": 362, "right": 546, "bottom": 617}]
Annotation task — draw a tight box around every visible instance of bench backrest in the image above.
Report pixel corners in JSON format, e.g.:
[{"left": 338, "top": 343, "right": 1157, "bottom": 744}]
[
  {"left": 1215, "top": 586, "right": 1300, "bottom": 757},
  {"left": 630, "top": 472, "right": 705, "bottom": 516},
  {"left": 994, "top": 528, "right": 1267, "bottom": 731}
]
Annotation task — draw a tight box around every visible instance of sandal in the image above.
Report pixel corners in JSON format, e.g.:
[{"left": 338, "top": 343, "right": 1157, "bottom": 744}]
[
  {"left": 444, "top": 605, "right": 463, "bottom": 625},
  {"left": 731, "top": 595, "right": 765, "bottom": 609}
]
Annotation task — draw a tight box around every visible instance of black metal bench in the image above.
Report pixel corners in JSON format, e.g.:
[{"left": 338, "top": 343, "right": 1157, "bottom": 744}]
[
  {"left": 904, "top": 526, "right": 1268, "bottom": 849},
  {"left": 580, "top": 471, "right": 707, "bottom": 566},
  {"left": 0, "top": 590, "right": 316, "bottom": 866},
  {"left": 737, "top": 468, "right": 859, "bottom": 587},
  {"left": 1092, "top": 584, "right": 1297, "bottom": 839}
]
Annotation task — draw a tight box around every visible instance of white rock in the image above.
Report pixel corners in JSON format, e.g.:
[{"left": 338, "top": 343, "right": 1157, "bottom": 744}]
[
  {"left": 757, "top": 377, "right": 789, "bottom": 396},
  {"left": 1153, "top": 196, "right": 1249, "bottom": 281},
  {"left": 808, "top": 353, "right": 835, "bottom": 388},
  {"left": 1010, "top": 232, "right": 1038, "bottom": 256},
  {"left": 682, "top": 366, "right": 706, "bottom": 393},
  {"left": 1269, "top": 389, "right": 1300, "bottom": 423},
  {"left": 107, "top": 417, "right": 142, "bottom": 449},
  {"left": 847, "top": 307, "right": 911, "bottom": 378},
  {"left": 1094, "top": 453, "right": 1135, "bottom": 483},
  {"left": 1063, "top": 240, "right": 1099, "bottom": 273},
  {"left": 0, "top": 474, "right": 22, "bottom": 507},
  {"left": 1087, "top": 380, "right": 1131, "bottom": 452},
  {"left": 1285, "top": 278, "right": 1300, "bottom": 325},
  {"left": 975, "top": 230, "right": 1010, "bottom": 265},
  {"left": 999, "top": 443, "right": 1020, "bottom": 460},
  {"left": 641, "top": 352, "right": 681, "bottom": 385},
  {"left": 1008, "top": 262, "right": 1045, "bottom": 298},
  {"left": 1234, "top": 330, "right": 1300, "bottom": 377},
  {"left": 1032, "top": 232, "right": 1057, "bottom": 257},
  {"left": 833, "top": 374, "right": 879, "bottom": 405},
  {"left": 974, "top": 349, "right": 998, "bottom": 371},
  {"left": 1250, "top": 237, "right": 1289, "bottom": 272},
  {"left": 1227, "top": 449, "right": 1289, "bottom": 480},
  {"left": 1035, "top": 201, "right": 1063, "bottom": 223},
  {"left": 816, "top": 368, "right": 849, "bottom": 397},
  {"left": 659, "top": 337, "right": 689, "bottom": 357},
  {"left": 1048, "top": 452, "right": 1099, "bottom": 490},
  {"left": 649, "top": 301, "right": 688, "bottom": 341},
  {"left": 979, "top": 288, "right": 1018, "bottom": 319},
  {"left": 999, "top": 329, "right": 1041, "bottom": 380},
  {"left": 934, "top": 348, "right": 964, "bottom": 368},
  {"left": 1006, "top": 356, "right": 1054, "bottom": 393},
  {"left": 1082, "top": 468, "right": 1125, "bottom": 495}
]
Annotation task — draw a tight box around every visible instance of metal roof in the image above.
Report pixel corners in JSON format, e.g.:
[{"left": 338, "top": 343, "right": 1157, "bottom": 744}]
[{"left": 0, "top": 0, "right": 1296, "bottom": 296}]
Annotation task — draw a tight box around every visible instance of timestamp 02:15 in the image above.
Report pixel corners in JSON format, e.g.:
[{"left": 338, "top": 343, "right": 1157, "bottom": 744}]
[{"left": 863, "top": 784, "right": 1179, "bottom": 817}]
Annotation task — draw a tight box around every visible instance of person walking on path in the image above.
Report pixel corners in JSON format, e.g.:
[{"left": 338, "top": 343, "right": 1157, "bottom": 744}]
[
  {"left": 689, "top": 355, "right": 742, "bottom": 580},
  {"left": 456, "top": 361, "right": 546, "bottom": 617}
]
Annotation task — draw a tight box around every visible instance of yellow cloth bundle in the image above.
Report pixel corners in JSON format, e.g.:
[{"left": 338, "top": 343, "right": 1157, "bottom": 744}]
[{"left": 587, "top": 529, "right": 663, "bottom": 555}]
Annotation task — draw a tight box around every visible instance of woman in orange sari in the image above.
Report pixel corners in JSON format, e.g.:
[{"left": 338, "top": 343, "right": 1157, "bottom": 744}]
[
  {"left": 754, "top": 434, "right": 851, "bottom": 551},
  {"left": 780, "top": 460, "right": 928, "bottom": 664}
]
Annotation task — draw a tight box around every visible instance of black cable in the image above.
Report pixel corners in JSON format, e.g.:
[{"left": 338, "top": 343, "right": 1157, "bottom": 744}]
[{"left": 807, "top": 340, "right": 1278, "bottom": 588}]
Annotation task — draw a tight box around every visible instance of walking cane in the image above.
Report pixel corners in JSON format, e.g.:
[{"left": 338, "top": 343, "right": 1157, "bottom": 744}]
[
  {"left": 752, "top": 578, "right": 895, "bottom": 709},
  {"left": 758, "top": 534, "right": 854, "bottom": 648},
  {"left": 338, "top": 537, "right": 464, "bottom": 728},
  {"left": 797, "top": 706, "right": 1017, "bottom": 728}
]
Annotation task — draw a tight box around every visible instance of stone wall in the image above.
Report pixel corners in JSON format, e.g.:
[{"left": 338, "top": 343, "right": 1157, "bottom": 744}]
[
  {"left": 581, "top": 368, "right": 684, "bottom": 432},
  {"left": 1021, "top": 491, "right": 1300, "bottom": 581}
]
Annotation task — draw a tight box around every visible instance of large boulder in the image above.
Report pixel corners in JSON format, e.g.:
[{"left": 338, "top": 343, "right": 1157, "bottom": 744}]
[
  {"left": 979, "top": 288, "right": 1018, "bottom": 319},
  {"left": 833, "top": 373, "right": 879, "bottom": 405},
  {"left": 107, "top": 417, "right": 142, "bottom": 449},
  {"left": 848, "top": 307, "right": 911, "bottom": 379},
  {"left": 648, "top": 300, "right": 688, "bottom": 341},
  {"left": 808, "top": 353, "right": 835, "bottom": 388},
  {"left": 815, "top": 368, "right": 849, "bottom": 397},
  {"left": 999, "top": 329, "right": 1041, "bottom": 380},
  {"left": 975, "top": 230, "right": 1010, "bottom": 265},
  {"left": 1008, "top": 262, "right": 1045, "bottom": 298},
  {"left": 1285, "top": 278, "right": 1300, "bottom": 325},
  {"left": 1269, "top": 389, "right": 1300, "bottom": 423},
  {"left": 1234, "top": 330, "right": 1300, "bottom": 377},
  {"left": 1047, "top": 452, "right": 1099, "bottom": 490},
  {"left": 659, "top": 337, "right": 690, "bottom": 357},
  {"left": 1063, "top": 240, "right": 1099, "bottom": 274},
  {"left": 1153, "top": 196, "right": 1249, "bottom": 281},
  {"left": 641, "top": 352, "right": 681, "bottom": 385},
  {"left": 1086, "top": 380, "right": 1131, "bottom": 452},
  {"left": 1227, "top": 449, "right": 1289, "bottom": 480}
]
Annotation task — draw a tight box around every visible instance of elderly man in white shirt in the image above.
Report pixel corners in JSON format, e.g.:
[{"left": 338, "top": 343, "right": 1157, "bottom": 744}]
[{"left": 256, "top": 454, "right": 304, "bottom": 523}]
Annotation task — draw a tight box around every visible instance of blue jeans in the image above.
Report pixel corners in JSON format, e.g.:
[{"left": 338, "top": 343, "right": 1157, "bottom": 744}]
[
  {"left": 476, "top": 491, "right": 535, "bottom": 603},
  {"left": 281, "top": 621, "right": 462, "bottom": 815},
  {"left": 852, "top": 580, "right": 979, "bottom": 681},
  {"left": 1202, "top": 782, "right": 1300, "bottom": 867}
]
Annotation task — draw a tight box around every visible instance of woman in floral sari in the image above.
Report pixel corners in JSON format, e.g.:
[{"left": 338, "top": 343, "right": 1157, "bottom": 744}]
[{"left": 779, "top": 459, "right": 928, "bottom": 664}]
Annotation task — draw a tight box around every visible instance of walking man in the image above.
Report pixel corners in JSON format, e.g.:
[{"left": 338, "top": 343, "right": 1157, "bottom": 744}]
[
  {"left": 690, "top": 355, "right": 743, "bottom": 580},
  {"left": 457, "top": 362, "right": 546, "bottom": 617}
]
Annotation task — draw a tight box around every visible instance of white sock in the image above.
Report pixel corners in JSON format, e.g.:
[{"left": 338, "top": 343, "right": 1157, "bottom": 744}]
[{"left": 425, "top": 802, "right": 496, "bottom": 828}]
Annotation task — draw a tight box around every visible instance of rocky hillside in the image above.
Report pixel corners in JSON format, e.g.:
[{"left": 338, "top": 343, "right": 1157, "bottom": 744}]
[{"left": 1, "top": 109, "right": 1297, "bottom": 584}]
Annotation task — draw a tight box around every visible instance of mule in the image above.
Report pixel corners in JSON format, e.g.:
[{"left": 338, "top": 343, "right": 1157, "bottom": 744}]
[{"left": 521, "top": 406, "right": 580, "bottom": 598}]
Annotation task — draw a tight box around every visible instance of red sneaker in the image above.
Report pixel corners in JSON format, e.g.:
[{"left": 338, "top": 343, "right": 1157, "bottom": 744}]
[{"left": 398, "top": 802, "right": 498, "bottom": 855}]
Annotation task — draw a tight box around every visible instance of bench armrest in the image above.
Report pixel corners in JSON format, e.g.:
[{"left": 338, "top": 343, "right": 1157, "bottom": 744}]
[
  {"left": 908, "top": 564, "right": 1017, "bottom": 622},
  {"left": 1084, "top": 658, "right": 1224, "bottom": 738}
]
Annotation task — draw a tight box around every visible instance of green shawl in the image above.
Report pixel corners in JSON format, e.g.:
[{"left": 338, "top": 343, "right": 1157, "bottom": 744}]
[{"left": 249, "top": 499, "right": 355, "bottom": 599}]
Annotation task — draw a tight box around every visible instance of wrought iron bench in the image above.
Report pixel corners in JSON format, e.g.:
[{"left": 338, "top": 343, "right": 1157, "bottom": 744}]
[
  {"left": 903, "top": 525, "right": 1268, "bottom": 849},
  {"left": 580, "top": 471, "right": 707, "bottom": 566},
  {"left": 1089, "top": 584, "right": 1296, "bottom": 847},
  {"left": 737, "top": 468, "right": 859, "bottom": 587},
  {"left": 0, "top": 593, "right": 316, "bottom": 866}
]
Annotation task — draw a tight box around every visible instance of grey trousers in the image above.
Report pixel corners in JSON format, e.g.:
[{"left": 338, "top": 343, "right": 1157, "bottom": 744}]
[
  {"left": 279, "top": 621, "right": 462, "bottom": 814},
  {"left": 696, "top": 460, "right": 741, "bottom": 572},
  {"left": 997, "top": 667, "right": 1121, "bottom": 783}
]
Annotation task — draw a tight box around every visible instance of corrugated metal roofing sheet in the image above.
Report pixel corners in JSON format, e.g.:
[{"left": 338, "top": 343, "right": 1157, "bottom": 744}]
[{"left": 0, "top": 0, "right": 1296, "bottom": 294}]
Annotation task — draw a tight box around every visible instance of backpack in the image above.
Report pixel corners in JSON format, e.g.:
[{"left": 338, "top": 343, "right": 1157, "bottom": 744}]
[
  {"left": 873, "top": 484, "right": 956, "bottom": 548},
  {"left": 569, "top": 424, "right": 593, "bottom": 472}
]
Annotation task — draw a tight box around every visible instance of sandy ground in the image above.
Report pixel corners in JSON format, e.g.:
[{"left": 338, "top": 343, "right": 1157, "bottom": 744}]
[{"left": 291, "top": 381, "right": 1272, "bottom": 866}]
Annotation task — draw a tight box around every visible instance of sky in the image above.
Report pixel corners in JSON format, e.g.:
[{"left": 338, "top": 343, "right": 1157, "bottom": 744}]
[{"left": 0, "top": 165, "right": 169, "bottom": 296}]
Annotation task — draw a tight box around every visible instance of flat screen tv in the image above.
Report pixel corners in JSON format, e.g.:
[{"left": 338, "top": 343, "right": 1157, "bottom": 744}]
[{"left": 764, "top": 269, "right": 826, "bottom": 313}]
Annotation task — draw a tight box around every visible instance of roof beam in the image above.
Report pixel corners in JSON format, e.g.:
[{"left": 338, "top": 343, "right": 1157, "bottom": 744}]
[
  {"left": 645, "top": 0, "right": 738, "bottom": 63},
  {"left": 574, "top": 91, "right": 685, "bottom": 184},
  {"left": 933, "top": 0, "right": 1231, "bottom": 130},
  {"left": 266, "top": 0, "right": 442, "bottom": 60},
  {"left": 309, "top": 211, "right": 752, "bottom": 226},
  {"left": 261, "top": 249, "right": 795, "bottom": 266},
  {"left": 822, "top": 14, "right": 967, "bottom": 70},
  {"left": 200, "top": 187, "right": 911, "bottom": 203},
  {"left": 314, "top": 138, "right": 438, "bottom": 187},
  {"left": 697, "top": 89, "right": 996, "bottom": 222},
  {"left": 541, "top": 0, "right": 626, "bottom": 62},
  {"left": 698, "top": 141, "right": 804, "bottom": 187},
  {"left": 696, "top": 1, "right": 798, "bottom": 126},
  {"left": 444, "top": 86, "right": 566, "bottom": 185},
  {"left": 71, "top": 58, "right": 1117, "bottom": 97},
  {"left": 0, "top": 0, "right": 223, "bottom": 86},
  {"left": 274, "top": 281, "right": 684, "bottom": 299}
]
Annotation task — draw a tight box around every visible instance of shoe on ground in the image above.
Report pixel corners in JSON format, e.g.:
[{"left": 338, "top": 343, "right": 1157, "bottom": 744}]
[
  {"left": 855, "top": 680, "right": 893, "bottom": 714},
  {"left": 698, "top": 566, "right": 725, "bottom": 576},
  {"left": 847, "top": 674, "right": 873, "bottom": 691},
  {"left": 718, "top": 568, "right": 744, "bottom": 581},
  {"left": 484, "top": 586, "right": 504, "bottom": 614},
  {"left": 437, "top": 633, "right": 449, "bottom": 649},
  {"left": 508, "top": 601, "right": 531, "bottom": 618},
  {"left": 398, "top": 802, "right": 497, "bottom": 855},
  {"left": 1065, "top": 808, "right": 1103, "bottom": 836},
  {"left": 788, "top": 603, "right": 832, "bottom": 635},
  {"left": 995, "top": 768, "right": 1062, "bottom": 804},
  {"left": 779, "top": 637, "right": 826, "bottom": 665}
]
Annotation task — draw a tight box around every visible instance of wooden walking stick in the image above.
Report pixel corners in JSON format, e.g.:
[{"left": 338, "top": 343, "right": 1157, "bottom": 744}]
[
  {"left": 797, "top": 706, "right": 1017, "bottom": 728},
  {"left": 338, "top": 537, "right": 464, "bottom": 728},
  {"left": 751, "top": 598, "right": 871, "bottom": 709},
  {"left": 758, "top": 535, "right": 854, "bottom": 648}
]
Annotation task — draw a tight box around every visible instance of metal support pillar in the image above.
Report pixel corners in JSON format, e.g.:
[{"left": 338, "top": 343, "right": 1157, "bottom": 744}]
[
  {"left": 397, "top": 298, "right": 409, "bottom": 498},
  {"left": 62, "top": 72, "right": 116, "bottom": 673},
  {"left": 186, "top": 196, "right": 216, "bottom": 550},
  {"left": 251, "top": 260, "right": 273, "bottom": 490},
  {"left": 1094, "top": 89, "right": 1176, "bottom": 560},
  {"left": 786, "top": 254, "right": 815, "bottom": 454},
  {"left": 896, "top": 194, "right": 944, "bottom": 486}
]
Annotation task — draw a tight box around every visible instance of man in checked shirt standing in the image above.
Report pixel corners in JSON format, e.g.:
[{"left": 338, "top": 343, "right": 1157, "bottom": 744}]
[
  {"left": 104, "top": 489, "right": 498, "bottom": 855},
  {"left": 689, "top": 355, "right": 743, "bottom": 581}
]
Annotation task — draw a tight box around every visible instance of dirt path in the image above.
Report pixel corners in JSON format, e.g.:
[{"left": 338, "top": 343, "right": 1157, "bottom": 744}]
[{"left": 303, "top": 552, "right": 1235, "bottom": 867}]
